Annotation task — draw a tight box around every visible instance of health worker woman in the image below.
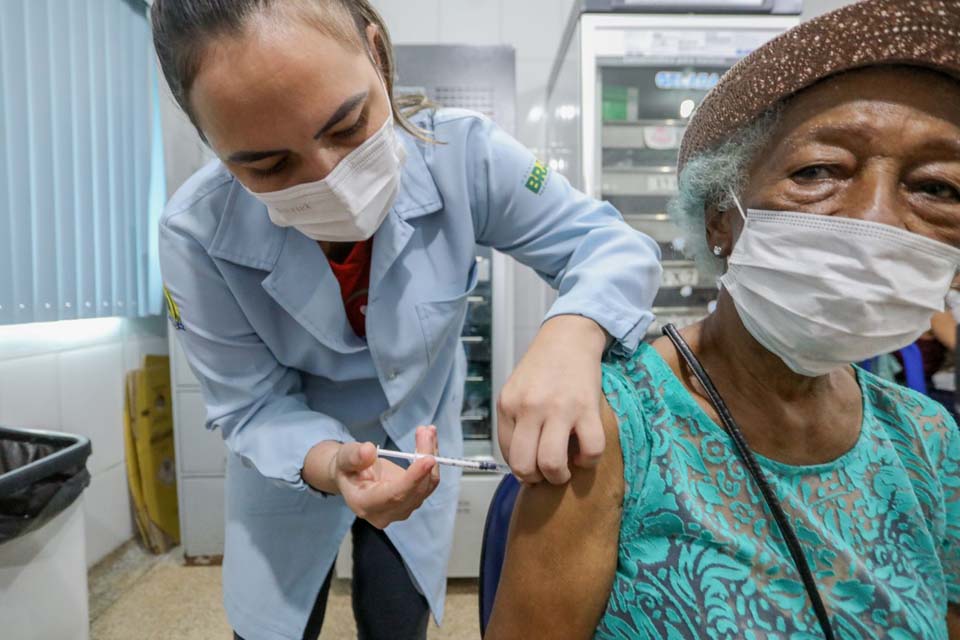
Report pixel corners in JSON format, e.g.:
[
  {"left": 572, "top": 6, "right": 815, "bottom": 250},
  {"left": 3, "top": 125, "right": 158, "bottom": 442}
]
[{"left": 150, "top": 1, "right": 661, "bottom": 639}]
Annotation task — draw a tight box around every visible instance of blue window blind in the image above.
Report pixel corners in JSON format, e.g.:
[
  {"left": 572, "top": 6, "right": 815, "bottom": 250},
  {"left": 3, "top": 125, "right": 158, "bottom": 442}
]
[{"left": 0, "top": 0, "right": 165, "bottom": 326}]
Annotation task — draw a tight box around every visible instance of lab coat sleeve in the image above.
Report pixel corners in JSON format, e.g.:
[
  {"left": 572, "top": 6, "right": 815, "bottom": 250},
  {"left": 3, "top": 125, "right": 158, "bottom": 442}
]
[
  {"left": 159, "top": 221, "right": 353, "bottom": 492},
  {"left": 464, "top": 114, "right": 662, "bottom": 355}
]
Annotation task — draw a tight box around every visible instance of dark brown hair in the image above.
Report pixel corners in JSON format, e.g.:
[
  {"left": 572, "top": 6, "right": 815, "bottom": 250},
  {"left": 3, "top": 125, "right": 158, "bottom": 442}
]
[{"left": 150, "top": 0, "right": 433, "bottom": 142}]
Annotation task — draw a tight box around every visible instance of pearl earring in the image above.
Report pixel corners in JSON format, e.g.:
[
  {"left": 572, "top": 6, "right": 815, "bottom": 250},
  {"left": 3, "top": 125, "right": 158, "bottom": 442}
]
[{"left": 713, "top": 246, "right": 724, "bottom": 257}]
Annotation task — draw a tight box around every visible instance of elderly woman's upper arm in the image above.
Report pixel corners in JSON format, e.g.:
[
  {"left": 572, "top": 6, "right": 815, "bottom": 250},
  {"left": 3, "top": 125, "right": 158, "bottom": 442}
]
[{"left": 485, "top": 401, "right": 625, "bottom": 640}]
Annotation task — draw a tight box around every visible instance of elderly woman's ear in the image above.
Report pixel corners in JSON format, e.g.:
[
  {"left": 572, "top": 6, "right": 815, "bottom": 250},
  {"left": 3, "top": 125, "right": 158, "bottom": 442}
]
[{"left": 704, "top": 203, "right": 739, "bottom": 259}]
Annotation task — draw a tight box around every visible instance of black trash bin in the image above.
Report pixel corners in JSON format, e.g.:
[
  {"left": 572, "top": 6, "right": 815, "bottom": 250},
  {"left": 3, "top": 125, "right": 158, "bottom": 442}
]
[
  {"left": 1, "top": 426, "right": 93, "bottom": 639},
  {"left": 0, "top": 426, "right": 92, "bottom": 545}
]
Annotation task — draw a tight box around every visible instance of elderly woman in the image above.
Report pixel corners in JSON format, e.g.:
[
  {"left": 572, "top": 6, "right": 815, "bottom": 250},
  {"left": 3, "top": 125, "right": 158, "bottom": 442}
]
[{"left": 486, "top": 0, "right": 960, "bottom": 638}]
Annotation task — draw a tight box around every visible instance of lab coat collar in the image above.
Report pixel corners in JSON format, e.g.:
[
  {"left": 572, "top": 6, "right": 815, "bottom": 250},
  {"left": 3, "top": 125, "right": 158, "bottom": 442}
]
[
  {"left": 369, "top": 128, "right": 446, "bottom": 288},
  {"left": 391, "top": 129, "right": 444, "bottom": 221},
  {"left": 207, "top": 129, "right": 443, "bottom": 271},
  {"left": 261, "top": 228, "right": 368, "bottom": 354}
]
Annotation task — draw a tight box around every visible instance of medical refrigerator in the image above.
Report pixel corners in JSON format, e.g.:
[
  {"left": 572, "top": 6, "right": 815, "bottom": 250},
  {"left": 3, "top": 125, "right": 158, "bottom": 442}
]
[{"left": 544, "top": 0, "right": 801, "bottom": 336}]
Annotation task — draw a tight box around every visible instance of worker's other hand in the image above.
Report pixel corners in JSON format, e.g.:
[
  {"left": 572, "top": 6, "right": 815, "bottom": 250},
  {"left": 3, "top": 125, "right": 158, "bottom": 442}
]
[
  {"left": 497, "top": 315, "right": 608, "bottom": 485},
  {"left": 333, "top": 426, "right": 440, "bottom": 529}
]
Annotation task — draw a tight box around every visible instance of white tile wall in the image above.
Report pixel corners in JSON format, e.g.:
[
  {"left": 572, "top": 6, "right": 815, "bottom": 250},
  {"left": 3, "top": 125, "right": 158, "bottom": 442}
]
[
  {"left": 159, "top": 78, "right": 215, "bottom": 200},
  {"left": 498, "top": 0, "right": 569, "bottom": 61},
  {"left": 0, "top": 319, "right": 169, "bottom": 567},
  {"left": 58, "top": 344, "right": 125, "bottom": 476},
  {"left": 373, "top": 0, "right": 442, "bottom": 43},
  {"left": 439, "top": 0, "right": 502, "bottom": 45},
  {"left": 374, "top": 0, "right": 576, "bottom": 150},
  {"left": 0, "top": 354, "right": 60, "bottom": 429}
]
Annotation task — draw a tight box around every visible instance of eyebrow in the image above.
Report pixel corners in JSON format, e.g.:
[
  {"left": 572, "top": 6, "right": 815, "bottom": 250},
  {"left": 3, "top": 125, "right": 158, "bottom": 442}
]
[
  {"left": 803, "top": 122, "right": 878, "bottom": 146},
  {"left": 921, "top": 137, "right": 960, "bottom": 159},
  {"left": 228, "top": 148, "right": 288, "bottom": 164},
  {"left": 227, "top": 91, "right": 370, "bottom": 164},
  {"left": 798, "top": 122, "right": 960, "bottom": 158}
]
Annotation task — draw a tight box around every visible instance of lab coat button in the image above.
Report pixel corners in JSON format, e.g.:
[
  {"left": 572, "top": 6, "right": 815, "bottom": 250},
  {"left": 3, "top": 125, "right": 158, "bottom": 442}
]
[{"left": 387, "top": 370, "right": 400, "bottom": 381}]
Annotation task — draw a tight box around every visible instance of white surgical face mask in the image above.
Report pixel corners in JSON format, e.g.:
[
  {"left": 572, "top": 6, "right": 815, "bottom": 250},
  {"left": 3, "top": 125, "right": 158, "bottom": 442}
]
[
  {"left": 246, "top": 112, "right": 407, "bottom": 242},
  {"left": 720, "top": 194, "right": 960, "bottom": 377}
]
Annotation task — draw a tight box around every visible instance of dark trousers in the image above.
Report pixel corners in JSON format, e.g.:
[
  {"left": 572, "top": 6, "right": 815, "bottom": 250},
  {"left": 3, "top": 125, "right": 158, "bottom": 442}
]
[{"left": 234, "top": 518, "right": 430, "bottom": 640}]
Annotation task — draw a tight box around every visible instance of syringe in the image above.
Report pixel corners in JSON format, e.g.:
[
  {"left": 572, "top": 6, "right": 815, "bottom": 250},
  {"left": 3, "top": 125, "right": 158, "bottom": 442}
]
[{"left": 376, "top": 447, "right": 510, "bottom": 473}]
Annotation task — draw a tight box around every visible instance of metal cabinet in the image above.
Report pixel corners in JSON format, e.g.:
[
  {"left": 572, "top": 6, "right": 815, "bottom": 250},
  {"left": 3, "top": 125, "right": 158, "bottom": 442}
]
[
  {"left": 177, "top": 476, "right": 226, "bottom": 559},
  {"left": 170, "top": 334, "right": 226, "bottom": 561},
  {"left": 175, "top": 391, "right": 226, "bottom": 477}
]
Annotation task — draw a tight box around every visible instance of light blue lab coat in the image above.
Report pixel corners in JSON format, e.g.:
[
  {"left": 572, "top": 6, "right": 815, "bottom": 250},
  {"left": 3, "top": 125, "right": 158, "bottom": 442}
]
[{"left": 160, "top": 109, "right": 661, "bottom": 640}]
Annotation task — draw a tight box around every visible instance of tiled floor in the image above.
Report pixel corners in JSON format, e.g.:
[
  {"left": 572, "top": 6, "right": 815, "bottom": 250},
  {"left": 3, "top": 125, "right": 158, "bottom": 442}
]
[{"left": 89, "top": 540, "right": 481, "bottom": 640}]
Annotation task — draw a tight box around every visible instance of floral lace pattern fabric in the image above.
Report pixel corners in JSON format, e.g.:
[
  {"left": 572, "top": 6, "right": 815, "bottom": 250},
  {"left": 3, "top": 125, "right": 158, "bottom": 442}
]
[{"left": 596, "top": 343, "right": 960, "bottom": 640}]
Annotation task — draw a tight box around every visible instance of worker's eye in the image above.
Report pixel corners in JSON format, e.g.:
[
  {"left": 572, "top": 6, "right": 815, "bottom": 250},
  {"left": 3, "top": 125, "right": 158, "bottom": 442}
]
[
  {"left": 250, "top": 157, "right": 289, "bottom": 178},
  {"left": 333, "top": 109, "right": 370, "bottom": 141}
]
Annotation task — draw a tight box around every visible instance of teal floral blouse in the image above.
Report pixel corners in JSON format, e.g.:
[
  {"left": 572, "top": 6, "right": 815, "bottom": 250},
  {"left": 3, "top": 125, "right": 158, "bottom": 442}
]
[{"left": 596, "top": 343, "right": 960, "bottom": 639}]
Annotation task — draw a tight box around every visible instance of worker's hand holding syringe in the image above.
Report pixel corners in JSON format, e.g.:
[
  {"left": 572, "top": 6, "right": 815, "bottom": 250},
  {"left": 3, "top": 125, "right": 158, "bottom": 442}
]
[{"left": 301, "top": 426, "right": 441, "bottom": 529}]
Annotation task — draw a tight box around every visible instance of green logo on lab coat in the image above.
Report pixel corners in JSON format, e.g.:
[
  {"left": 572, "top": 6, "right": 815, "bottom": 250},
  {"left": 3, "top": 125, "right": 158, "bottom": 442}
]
[{"left": 525, "top": 160, "right": 549, "bottom": 195}]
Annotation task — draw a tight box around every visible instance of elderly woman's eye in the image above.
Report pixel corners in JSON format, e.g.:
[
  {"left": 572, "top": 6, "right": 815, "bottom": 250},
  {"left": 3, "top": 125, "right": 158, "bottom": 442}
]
[
  {"left": 791, "top": 165, "right": 834, "bottom": 182},
  {"left": 917, "top": 181, "right": 960, "bottom": 202}
]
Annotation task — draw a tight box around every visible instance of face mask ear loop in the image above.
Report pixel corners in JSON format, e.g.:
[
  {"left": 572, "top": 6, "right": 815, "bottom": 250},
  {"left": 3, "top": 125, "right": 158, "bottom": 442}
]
[{"left": 729, "top": 191, "right": 748, "bottom": 223}]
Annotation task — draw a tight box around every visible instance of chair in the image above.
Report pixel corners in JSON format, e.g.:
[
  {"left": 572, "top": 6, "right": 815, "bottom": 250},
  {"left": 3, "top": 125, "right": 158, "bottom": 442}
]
[
  {"left": 898, "top": 342, "right": 928, "bottom": 395},
  {"left": 478, "top": 473, "right": 521, "bottom": 637},
  {"left": 860, "top": 343, "right": 927, "bottom": 395}
]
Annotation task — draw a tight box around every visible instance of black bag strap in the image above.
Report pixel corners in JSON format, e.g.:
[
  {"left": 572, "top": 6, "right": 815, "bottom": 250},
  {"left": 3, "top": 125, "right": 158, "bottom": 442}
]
[{"left": 662, "top": 324, "right": 835, "bottom": 640}]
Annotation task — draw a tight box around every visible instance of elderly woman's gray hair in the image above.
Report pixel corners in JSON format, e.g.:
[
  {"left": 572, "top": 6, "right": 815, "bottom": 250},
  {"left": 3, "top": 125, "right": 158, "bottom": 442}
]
[{"left": 666, "top": 110, "right": 778, "bottom": 279}]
